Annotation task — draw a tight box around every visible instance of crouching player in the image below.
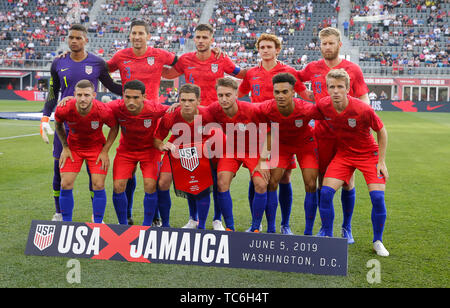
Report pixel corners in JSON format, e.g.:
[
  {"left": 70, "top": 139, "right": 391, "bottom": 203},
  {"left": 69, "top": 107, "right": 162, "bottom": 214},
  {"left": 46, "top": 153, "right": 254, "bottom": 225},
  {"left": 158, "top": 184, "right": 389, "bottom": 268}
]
[
  {"left": 317, "top": 69, "right": 390, "bottom": 256},
  {"left": 154, "top": 83, "right": 224, "bottom": 230},
  {"left": 54, "top": 80, "right": 119, "bottom": 223}
]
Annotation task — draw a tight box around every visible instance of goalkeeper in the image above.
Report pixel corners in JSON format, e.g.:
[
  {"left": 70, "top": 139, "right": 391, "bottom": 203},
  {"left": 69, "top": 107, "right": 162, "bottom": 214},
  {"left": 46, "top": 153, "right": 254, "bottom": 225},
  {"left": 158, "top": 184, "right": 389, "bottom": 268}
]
[{"left": 40, "top": 24, "right": 122, "bottom": 221}]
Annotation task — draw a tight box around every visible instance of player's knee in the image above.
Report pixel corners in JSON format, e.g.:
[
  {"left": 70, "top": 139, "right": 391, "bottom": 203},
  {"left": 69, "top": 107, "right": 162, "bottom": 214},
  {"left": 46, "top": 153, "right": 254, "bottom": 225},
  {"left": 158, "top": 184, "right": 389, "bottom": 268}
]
[
  {"left": 304, "top": 180, "right": 317, "bottom": 193},
  {"left": 217, "top": 176, "right": 231, "bottom": 192},
  {"left": 280, "top": 171, "right": 291, "bottom": 184},
  {"left": 143, "top": 178, "right": 157, "bottom": 194},
  {"left": 253, "top": 177, "right": 267, "bottom": 193},
  {"left": 158, "top": 173, "right": 172, "bottom": 191},
  {"left": 113, "top": 180, "right": 127, "bottom": 193},
  {"left": 268, "top": 178, "right": 279, "bottom": 192}
]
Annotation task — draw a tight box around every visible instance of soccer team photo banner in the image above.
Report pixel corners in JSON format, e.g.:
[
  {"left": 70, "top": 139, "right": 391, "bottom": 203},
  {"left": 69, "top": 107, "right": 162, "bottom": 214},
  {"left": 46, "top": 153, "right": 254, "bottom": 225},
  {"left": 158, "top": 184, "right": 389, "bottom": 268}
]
[{"left": 25, "top": 220, "right": 348, "bottom": 276}]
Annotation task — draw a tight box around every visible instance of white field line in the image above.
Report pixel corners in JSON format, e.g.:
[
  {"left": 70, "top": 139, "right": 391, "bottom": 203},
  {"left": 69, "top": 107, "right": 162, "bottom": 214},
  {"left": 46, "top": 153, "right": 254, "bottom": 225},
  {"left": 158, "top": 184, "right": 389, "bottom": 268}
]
[{"left": 0, "top": 133, "right": 40, "bottom": 140}]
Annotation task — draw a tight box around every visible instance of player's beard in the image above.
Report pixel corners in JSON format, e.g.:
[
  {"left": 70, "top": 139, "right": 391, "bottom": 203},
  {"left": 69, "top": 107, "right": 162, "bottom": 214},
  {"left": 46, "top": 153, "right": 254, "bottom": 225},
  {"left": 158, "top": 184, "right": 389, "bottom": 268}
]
[{"left": 322, "top": 48, "right": 340, "bottom": 61}]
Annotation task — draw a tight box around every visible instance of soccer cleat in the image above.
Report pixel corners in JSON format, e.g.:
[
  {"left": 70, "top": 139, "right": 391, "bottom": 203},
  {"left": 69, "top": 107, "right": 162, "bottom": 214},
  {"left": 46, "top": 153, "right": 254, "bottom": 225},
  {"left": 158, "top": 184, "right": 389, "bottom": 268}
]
[
  {"left": 341, "top": 227, "right": 355, "bottom": 244},
  {"left": 225, "top": 228, "right": 234, "bottom": 231},
  {"left": 52, "top": 213, "right": 63, "bottom": 221},
  {"left": 182, "top": 218, "right": 198, "bottom": 229},
  {"left": 127, "top": 217, "right": 134, "bottom": 225},
  {"left": 252, "top": 229, "right": 260, "bottom": 233},
  {"left": 245, "top": 223, "right": 263, "bottom": 233},
  {"left": 91, "top": 215, "right": 105, "bottom": 224},
  {"left": 373, "top": 240, "right": 389, "bottom": 257},
  {"left": 212, "top": 220, "right": 225, "bottom": 231},
  {"left": 152, "top": 218, "right": 162, "bottom": 227},
  {"left": 316, "top": 228, "right": 331, "bottom": 237},
  {"left": 280, "top": 225, "right": 294, "bottom": 235}
]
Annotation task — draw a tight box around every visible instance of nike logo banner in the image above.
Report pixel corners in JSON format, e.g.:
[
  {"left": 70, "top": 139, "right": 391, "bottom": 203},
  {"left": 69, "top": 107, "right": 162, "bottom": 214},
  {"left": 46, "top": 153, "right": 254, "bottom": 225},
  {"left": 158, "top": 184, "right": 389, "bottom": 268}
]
[
  {"left": 369, "top": 100, "right": 450, "bottom": 113},
  {"left": 25, "top": 220, "right": 348, "bottom": 276}
]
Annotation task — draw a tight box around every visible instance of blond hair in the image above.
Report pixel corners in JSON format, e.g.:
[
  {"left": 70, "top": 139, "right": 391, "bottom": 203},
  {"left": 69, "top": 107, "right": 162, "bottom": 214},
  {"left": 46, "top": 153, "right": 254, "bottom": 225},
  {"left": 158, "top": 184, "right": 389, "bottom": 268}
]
[
  {"left": 326, "top": 69, "right": 350, "bottom": 89},
  {"left": 216, "top": 77, "right": 238, "bottom": 90},
  {"left": 256, "top": 33, "right": 282, "bottom": 50},
  {"left": 319, "top": 27, "right": 341, "bottom": 42}
]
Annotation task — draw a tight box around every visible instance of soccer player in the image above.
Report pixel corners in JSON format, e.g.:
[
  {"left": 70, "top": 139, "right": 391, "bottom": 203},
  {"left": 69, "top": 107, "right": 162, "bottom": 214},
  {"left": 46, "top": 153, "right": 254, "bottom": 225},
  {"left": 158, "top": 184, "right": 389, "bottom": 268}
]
[
  {"left": 208, "top": 77, "right": 268, "bottom": 232},
  {"left": 154, "top": 83, "right": 222, "bottom": 229},
  {"left": 238, "top": 33, "right": 314, "bottom": 235},
  {"left": 107, "top": 19, "right": 178, "bottom": 225},
  {"left": 40, "top": 24, "right": 122, "bottom": 222},
  {"left": 297, "top": 27, "right": 370, "bottom": 243},
  {"left": 108, "top": 80, "right": 169, "bottom": 226},
  {"left": 255, "top": 73, "right": 321, "bottom": 235},
  {"left": 161, "top": 23, "right": 245, "bottom": 229},
  {"left": 317, "top": 69, "right": 389, "bottom": 257},
  {"left": 54, "top": 80, "right": 118, "bottom": 223}
]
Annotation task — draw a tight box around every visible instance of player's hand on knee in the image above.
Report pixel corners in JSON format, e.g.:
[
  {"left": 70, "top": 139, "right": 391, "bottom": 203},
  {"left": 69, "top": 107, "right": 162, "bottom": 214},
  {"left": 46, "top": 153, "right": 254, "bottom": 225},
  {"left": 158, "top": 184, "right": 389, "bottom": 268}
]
[
  {"left": 40, "top": 116, "right": 54, "bottom": 144},
  {"left": 96, "top": 150, "right": 110, "bottom": 171},
  {"left": 253, "top": 159, "right": 271, "bottom": 184},
  {"left": 59, "top": 147, "right": 73, "bottom": 169},
  {"left": 377, "top": 160, "right": 389, "bottom": 181}
]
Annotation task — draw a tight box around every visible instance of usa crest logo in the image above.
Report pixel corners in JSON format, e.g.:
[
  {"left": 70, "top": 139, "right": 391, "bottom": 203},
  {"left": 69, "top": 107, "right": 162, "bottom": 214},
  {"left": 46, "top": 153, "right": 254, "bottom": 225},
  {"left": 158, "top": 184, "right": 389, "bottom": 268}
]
[
  {"left": 179, "top": 147, "right": 199, "bottom": 172},
  {"left": 147, "top": 57, "right": 155, "bottom": 65},
  {"left": 295, "top": 119, "right": 303, "bottom": 127},
  {"left": 211, "top": 64, "right": 218, "bottom": 73},
  {"left": 348, "top": 118, "right": 356, "bottom": 128},
  {"left": 34, "top": 224, "right": 56, "bottom": 251},
  {"left": 91, "top": 121, "right": 99, "bottom": 129},
  {"left": 144, "top": 119, "right": 152, "bottom": 128},
  {"left": 85, "top": 65, "right": 93, "bottom": 75}
]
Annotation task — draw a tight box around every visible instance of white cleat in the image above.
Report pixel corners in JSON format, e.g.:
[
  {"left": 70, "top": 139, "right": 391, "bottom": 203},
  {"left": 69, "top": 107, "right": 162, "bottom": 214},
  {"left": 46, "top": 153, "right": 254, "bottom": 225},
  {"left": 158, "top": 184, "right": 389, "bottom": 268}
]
[
  {"left": 182, "top": 218, "right": 198, "bottom": 229},
  {"left": 373, "top": 240, "right": 389, "bottom": 257},
  {"left": 212, "top": 220, "right": 225, "bottom": 231},
  {"left": 91, "top": 215, "right": 105, "bottom": 224},
  {"left": 52, "top": 213, "right": 63, "bottom": 221}
]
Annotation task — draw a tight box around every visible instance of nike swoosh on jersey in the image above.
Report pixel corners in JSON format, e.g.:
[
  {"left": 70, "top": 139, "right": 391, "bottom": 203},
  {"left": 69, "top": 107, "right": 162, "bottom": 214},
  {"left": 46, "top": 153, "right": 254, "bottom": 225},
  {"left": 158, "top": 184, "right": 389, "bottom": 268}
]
[
  {"left": 123, "top": 61, "right": 132, "bottom": 64},
  {"left": 61, "top": 68, "right": 69, "bottom": 72},
  {"left": 426, "top": 104, "right": 444, "bottom": 111}
]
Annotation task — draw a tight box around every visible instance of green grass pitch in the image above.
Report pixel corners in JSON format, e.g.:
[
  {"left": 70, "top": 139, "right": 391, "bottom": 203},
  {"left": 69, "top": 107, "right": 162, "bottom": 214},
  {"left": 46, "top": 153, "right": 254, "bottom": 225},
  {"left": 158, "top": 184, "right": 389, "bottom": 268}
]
[{"left": 0, "top": 99, "right": 449, "bottom": 288}]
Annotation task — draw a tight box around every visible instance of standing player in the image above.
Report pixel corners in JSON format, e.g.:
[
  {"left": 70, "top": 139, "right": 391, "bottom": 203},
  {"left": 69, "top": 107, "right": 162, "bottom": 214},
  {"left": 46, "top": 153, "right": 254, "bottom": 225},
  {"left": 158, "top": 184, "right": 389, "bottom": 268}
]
[
  {"left": 40, "top": 24, "right": 122, "bottom": 222},
  {"left": 161, "top": 23, "right": 246, "bottom": 229},
  {"left": 255, "top": 73, "right": 321, "bottom": 235},
  {"left": 238, "top": 33, "right": 314, "bottom": 235},
  {"left": 107, "top": 20, "right": 178, "bottom": 225},
  {"left": 154, "top": 83, "right": 221, "bottom": 229},
  {"left": 297, "top": 27, "right": 370, "bottom": 243},
  {"left": 108, "top": 80, "right": 169, "bottom": 226},
  {"left": 317, "top": 69, "right": 389, "bottom": 257},
  {"left": 208, "top": 77, "right": 268, "bottom": 232},
  {"left": 54, "top": 80, "right": 118, "bottom": 223}
]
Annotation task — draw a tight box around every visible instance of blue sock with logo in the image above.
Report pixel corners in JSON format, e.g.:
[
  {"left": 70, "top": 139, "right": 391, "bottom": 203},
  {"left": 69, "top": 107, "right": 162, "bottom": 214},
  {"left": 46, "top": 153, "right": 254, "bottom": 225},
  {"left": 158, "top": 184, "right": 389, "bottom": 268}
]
[
  {"left": 341, "top": 188, "right": 356, "bottom": 230},
  {"left": 53, "top": 160, "right": 61, "bottom": 213},
  {"left": 143, "top": 192, "right": 158, "bottom": 226},
  {"left": 92, "top": 189, "right": 106, "bottom": 223},
  {"left": 370, "top": 191, "right": 387, "bottom": 242},
  {"left": 266, "top": 191, "right": 278, "bottom": 233},
  {"left": 125, "top": 175, "right": 136, "bottom": 218},
  {"left": 304, "top": 191, "right": 318, "bottom": 235},
  {"left": 112, "top": 191, "right": 128, "bottom": 225},
  {"left": 197, "top": 194, "right": 211, "bottom": 229},
  {"left": 251, "top": 192, "right": 267, "bottom": 231},
  {"left": 59, "top": 189, "right": 74, "bottom": 221},
  {"left": 217, "top": 191, "right": 234, "bottom": 230},
  {"left": 319, "top": 186, "right": 336, "bottom": 237},
  {"left": 157, "top": 189, "right": 171, "bottom": 227},
  {"left": 279, "top": 182, "right": 293, "bottom": 227}
]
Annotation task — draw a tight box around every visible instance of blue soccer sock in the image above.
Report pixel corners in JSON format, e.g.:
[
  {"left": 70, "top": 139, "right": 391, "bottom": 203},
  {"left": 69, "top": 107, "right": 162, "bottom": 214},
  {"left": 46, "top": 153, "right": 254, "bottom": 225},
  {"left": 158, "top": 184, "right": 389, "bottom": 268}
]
[
  {"left": 370, "top": 190, "right": 387, "bottom": 243},
  {"left": 304, "top": 191, "right": 318, "bottom": 235},
  {"left": 143, "top": 192, "right": 158, "bottom": 226},
  {"left": 86, "top": 165, "right": 94, "bottom": 204},
  {"left": 341, "top": 188, "right": 356, "bottom": 230},
  {"left": 318, "top": 186, "right": 336, "bottom": 237},
  {"left": 196, "top": 194, "right": 211, "bottom": 229},
  {"left": 53, "top": 160, "right": 61, "bottom": 213},
  {"left": 157, "top": 189, "right": 171, "bottom": 227},
  {"left": 251, "top": 191, "right": 267, "bottom": 231},
  {"left": 125, "top": 174, "right": 137, "bottom": 218},
  {"left": 217, "top": 191, "right": 234, "bottom": 230},
  {"left": 266, "top": 191, "right": 278, "bottom": 233},
  {"left": 187, "top": 197, "right": 198, "bottom": 221},
  {"left": 59, "top": 189, "right": 74, "bottom": 222},
  {"left": 112, "top": 191, "right": 128, "bottom": 225},
  {"left": 92, "top": 189, "right": 107, "bottom": 223},
  {"left": 212, "top": 169, "right": 221, "bottom": 221},
  {"left": 279, "top": 182, "right": 293, "bottom": 227},
  {"left": 248, "top": 180, "right": 255, "bottom": 213}
]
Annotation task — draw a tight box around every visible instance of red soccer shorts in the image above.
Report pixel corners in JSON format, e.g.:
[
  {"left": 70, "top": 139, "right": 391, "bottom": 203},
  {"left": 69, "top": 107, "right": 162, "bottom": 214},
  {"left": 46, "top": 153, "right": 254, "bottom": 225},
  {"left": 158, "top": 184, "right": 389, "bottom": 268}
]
[
  {"left": 217, "top": 156, "right": 262, "bottom": 178},
  {"left": 271, "top": 139, "right": 318, "bottom": 170},
  {"left": 316, "top": 136, "right": 338, "bottom": 175},
  {"left": 113, "top": 148, "right": 160, "bottom": 180},
  {"left": 325, "top": 150, "right": 386, "bottom": 185},
  {"left": 60, "top": 147, "right": 107, "bottom": 175}
]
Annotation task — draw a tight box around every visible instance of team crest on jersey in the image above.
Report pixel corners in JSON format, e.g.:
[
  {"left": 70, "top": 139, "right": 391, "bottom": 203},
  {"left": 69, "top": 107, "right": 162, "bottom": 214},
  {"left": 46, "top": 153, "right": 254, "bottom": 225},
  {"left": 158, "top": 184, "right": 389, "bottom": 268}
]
[
  {"left": 33, "top": 224, "right": 56, "bottom": 251},
  {"left": 144, "top": 119, "right": 152, "bottom": 128},
  {"left": 147, "top": 57, "right": 155, "bottom": 65},
  {"left": 295, "top": 119, "right": 303, "bottom": 127},
  {"left": 211, "top": 64, "right": 219, "bottom": 73},
  {"left": 85, "top": 65, "right": 93, "bottom": 75},
  {"left": 179, "top": 147, "right": 199, "bottom": 172},
  {"left": 91, "top": 121, "right": 99, "bottom": 129},
  {"left": 348, "top": 118, "right": 356, "bottom": 128}
]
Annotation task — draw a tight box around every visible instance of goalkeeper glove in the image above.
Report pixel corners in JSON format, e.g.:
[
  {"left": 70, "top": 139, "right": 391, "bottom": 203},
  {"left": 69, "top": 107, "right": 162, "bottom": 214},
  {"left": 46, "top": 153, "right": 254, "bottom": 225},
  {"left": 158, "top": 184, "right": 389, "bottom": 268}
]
[{"left": 40, "top": 116, "right": 54, "bottom": 144}]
